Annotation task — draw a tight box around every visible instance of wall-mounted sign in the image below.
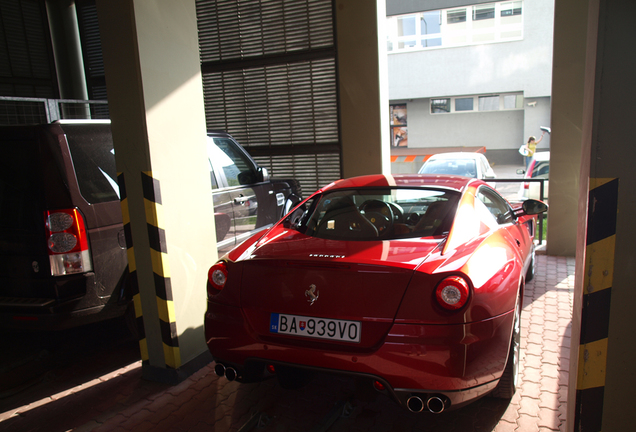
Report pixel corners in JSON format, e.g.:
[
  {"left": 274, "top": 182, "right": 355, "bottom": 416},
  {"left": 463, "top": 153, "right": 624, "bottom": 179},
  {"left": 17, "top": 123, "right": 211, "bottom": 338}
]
[{"left": 390, "top": 105, "right": 408, "bottom": 147}]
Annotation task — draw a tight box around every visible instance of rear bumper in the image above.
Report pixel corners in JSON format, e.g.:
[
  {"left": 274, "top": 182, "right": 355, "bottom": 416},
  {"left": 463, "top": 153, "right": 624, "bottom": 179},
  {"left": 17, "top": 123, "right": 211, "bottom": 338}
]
[
  {"left": 205, "top": 300, "right": 514, "bottom": 409},
  {"left": 0, "top": 273, "right": 127, "bottom": 330},
  {"left": 0, "top": 303, "right": 126, "bottom": 330}
]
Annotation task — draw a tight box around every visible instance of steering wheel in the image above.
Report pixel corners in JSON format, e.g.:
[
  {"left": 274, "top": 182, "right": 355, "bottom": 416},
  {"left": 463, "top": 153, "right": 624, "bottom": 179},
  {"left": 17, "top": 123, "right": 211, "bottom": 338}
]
[
  {"left": 388, "top": 202, "right": 404, "bottom": 222},
  {"left": 360, "top": 200, "right": 394, "bottom": 236}
]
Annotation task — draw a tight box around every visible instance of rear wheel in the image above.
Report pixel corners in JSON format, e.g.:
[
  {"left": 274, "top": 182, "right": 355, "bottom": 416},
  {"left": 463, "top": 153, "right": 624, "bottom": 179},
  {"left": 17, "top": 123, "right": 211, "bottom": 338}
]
[
  {"left": 492, "top": 294, "right": 521, "bottom": 399},
  {"left": 525, "top": 246, "right": 536, "bottom": 282}
]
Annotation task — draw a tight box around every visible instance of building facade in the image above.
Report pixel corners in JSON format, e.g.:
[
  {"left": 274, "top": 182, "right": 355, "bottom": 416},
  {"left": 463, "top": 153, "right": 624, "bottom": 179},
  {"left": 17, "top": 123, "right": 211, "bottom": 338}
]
[{"left": 386, "top": 0, "right": 554, "bottom": 172}]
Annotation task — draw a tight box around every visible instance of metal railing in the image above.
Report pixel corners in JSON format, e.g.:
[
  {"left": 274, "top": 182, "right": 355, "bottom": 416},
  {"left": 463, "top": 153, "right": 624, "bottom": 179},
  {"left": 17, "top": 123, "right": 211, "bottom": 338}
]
[
  {"left": 0, "top": 96, "right": 109, "bottom": 125},
  {"left": 494, "top": 177, "right": 547, "bottom": 244}
]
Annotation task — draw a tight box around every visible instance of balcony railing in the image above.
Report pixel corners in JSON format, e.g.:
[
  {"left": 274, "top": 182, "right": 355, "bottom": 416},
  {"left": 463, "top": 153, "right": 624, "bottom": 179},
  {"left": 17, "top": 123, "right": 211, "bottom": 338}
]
[{"left": 0, "top": 97, "right": 109, "bottom": 126}]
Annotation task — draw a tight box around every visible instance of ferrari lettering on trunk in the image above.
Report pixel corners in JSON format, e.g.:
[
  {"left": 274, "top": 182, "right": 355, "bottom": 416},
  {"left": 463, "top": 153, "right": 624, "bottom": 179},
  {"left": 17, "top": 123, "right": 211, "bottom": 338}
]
[{"left": 270, "top": 313, "right": 361, "bottom": 343}]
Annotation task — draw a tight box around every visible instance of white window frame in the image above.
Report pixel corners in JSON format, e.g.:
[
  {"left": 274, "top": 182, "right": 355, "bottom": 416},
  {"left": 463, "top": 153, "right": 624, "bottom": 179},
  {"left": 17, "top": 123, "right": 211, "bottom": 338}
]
[
  {"left": 430, "top": 93, "right": 524, "bottom": 114},
  {"left": 387, "top": 0, "right": 523, "bottom": 53}
]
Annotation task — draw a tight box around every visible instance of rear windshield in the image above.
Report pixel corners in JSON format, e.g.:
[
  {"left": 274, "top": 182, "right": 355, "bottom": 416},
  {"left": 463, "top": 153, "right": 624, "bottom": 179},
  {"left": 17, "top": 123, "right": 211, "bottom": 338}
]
[
  {"left": 64, "top": 124, "right": 120, "bottom": 204},
  {"left": 420, "top": 159, "right": 477, "bottom": 178},
  {"left": 294, "top": 188, "right": 460, "bottom": 241}
]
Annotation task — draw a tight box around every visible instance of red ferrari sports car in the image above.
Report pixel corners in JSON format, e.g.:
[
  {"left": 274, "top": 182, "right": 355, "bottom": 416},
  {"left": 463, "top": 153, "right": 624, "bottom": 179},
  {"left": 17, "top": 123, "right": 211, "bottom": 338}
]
[{"left": 205, "top": 174, "right": 547, "bottom": 413}]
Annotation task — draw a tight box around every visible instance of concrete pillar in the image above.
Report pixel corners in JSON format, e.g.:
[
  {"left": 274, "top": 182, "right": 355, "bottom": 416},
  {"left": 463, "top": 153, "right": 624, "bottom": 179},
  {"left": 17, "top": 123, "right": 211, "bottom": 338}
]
[
  {"left": 335, "top": 0, "right": 390, "bottom": 178},
  {"left": 547, "top": 0, "right": 588, "bottom": 257},
  {"left": 568, "top": 0, "right": 636, "bottom": 429},
  {"left": 96, "top": 0, "right": 216, "bottom": 383}
]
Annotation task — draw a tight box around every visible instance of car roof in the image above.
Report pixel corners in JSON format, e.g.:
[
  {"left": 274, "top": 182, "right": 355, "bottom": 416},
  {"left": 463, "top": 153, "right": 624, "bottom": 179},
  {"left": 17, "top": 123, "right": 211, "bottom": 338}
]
[
  {"left": 207, "top": 130, "right": 233, "bottom": 138},
  {"left": 426, "top": 152, "right": 487, "bottom": 161},
  {"left": 321, "top": 174, "right": 476, "bottom": 193},
  {"left": 533, "top": 151, "right": 550, "bottom": 161}
]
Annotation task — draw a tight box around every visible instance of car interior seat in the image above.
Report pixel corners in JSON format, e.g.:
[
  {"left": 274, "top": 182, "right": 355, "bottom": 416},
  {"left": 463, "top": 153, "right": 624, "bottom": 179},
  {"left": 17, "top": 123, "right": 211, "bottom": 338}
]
[
  {"left": 413, "top": 201, "right": 453, "bottom": 236},
  {"left": 315, "top": 196, "right": 378, "bottom": 240}
]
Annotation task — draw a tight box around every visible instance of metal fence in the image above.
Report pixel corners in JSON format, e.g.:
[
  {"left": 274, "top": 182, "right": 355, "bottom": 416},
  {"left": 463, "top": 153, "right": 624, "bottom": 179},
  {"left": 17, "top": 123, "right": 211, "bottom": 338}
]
[
  {"left": 494, "top": 177, "right": 547, "bottom": 244},
  {"left": 0, "top": 97, "right": 109, "bottom": 126}
]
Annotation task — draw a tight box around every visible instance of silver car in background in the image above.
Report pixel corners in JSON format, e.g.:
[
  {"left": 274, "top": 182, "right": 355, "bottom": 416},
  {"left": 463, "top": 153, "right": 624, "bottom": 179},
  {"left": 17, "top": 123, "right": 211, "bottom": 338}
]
[{"left": 418, "top": 152, "right": 497, "bottom": 180}]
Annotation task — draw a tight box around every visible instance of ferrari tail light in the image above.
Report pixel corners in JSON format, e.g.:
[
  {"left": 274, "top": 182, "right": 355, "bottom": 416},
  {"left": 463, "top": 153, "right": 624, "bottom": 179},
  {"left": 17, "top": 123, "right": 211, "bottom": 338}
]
[
  {"left": 208, "top": 262, "right": 228, "bottom": 292},
  {"left": 45, "top": 209, "right": 92, "bottom": 276},
  {"left": 435, "top": 276, "right": 470, "bottom": 310}
]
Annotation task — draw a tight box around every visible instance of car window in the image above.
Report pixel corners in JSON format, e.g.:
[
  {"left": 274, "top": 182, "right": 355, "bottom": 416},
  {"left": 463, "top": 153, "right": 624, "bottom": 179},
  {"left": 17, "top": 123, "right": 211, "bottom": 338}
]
[
  {"left": 65, "top": 125, "right": 120, "bottom": 204},
  {"left": 208, "top": 137, "right": 254, "bottom": 187},
  {"left": 532, "top": 161, "right": 550, "bottom": 178},
  {"left": 420, "top": 159, "right": 477, "bottom": 178},
  {"left": 479, "top": 156, "right": 490, "bottom": 176},
  {"left": 476, "top": 187, "right": 514, "bottom": 225},
  {"left": 296, "top": 188, "right": 460, "bottom": 241}
]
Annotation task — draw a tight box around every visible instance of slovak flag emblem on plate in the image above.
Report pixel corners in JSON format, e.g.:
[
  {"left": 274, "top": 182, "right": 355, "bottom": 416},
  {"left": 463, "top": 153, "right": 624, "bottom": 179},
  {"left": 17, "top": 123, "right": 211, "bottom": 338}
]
[{"left": 299, "top": 321, "right": 306, "bottom": 331}]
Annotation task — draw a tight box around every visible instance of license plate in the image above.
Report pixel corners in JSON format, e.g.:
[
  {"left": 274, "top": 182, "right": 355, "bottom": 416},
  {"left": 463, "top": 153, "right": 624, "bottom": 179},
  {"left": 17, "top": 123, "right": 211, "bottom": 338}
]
[{"left": 270, "top": 313, "right": 361, "bottom": 343}]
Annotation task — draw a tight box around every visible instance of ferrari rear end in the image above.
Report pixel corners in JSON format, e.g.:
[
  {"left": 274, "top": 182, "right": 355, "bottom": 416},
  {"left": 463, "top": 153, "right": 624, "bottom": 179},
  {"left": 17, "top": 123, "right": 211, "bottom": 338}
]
[{"left": 204, "top": 176, "right": 528, "bottom": 412}]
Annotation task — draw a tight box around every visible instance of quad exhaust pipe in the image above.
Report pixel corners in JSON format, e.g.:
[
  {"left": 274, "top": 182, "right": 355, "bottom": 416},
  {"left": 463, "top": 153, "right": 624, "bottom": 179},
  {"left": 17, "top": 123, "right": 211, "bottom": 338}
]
[
  {"left": 213, "top": 363, "right": 238, "bottom": 381},
  {"left": 406, "top": 394, "right": 448, "bottom": 414}
]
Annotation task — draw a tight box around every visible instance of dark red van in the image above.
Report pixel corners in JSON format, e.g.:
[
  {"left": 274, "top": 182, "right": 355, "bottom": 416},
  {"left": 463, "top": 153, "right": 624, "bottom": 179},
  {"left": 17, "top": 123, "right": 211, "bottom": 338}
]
[{"left": 0, "top": 121, "right": 301, "bottom": 330}]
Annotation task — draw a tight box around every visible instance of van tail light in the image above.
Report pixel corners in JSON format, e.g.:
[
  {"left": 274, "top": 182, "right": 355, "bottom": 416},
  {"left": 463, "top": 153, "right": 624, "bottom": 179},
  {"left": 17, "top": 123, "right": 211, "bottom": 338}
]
[
  {"left": 524, "top": 182, "right": 530, "bottom": 190},
  {"left": 435, "top": 276, "right": 470, "bottom": 310},
  {"left": 45, "top": 209, "right": 92, "bottom": 276},
  {"left": 208, "top": 262, "right": 228, "bottom": 294}
]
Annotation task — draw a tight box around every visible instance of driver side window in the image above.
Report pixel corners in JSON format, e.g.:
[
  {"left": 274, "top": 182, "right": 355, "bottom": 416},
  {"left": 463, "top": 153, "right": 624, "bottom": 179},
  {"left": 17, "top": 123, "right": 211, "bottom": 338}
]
[
  {"left": 210, "top": 138, "right": 254, "bottom": 186},
  {"left": 476, "top": 187, "right": 514, "bottom": 225}
]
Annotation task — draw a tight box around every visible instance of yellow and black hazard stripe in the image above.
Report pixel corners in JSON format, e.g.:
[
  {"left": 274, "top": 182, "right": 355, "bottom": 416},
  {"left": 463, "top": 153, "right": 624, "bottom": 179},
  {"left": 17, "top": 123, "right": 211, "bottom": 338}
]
[
  {"left": 575, "top": 178, "right": 618, "bottom": 432},
  {"left": 141, "top": 171, "right": 181, "bottom": 369},
  {"left": 118, "top": 173, "right": 147, "bottom": 360}
]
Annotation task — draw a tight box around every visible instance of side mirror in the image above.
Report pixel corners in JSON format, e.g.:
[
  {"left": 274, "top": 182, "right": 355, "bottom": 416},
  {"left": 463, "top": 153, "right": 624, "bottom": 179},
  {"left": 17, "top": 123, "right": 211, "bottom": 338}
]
[
  {"left": 520, "top": 199, "right": 548, "bottom": 215},
  {"left": 283, "top": 194, "right": 302, "bottom": 216},
  {"left": 516, "top": 168, "right": 526, "bottom": 175},
  {"left": 258, "top": 167, "right": 269, "bottom": 182},
  {"left": 237, "top": 169, "right": 257, "bottom": 185},
  {"left": 283, "top": 204, "right": 307, "bottom": 229}
]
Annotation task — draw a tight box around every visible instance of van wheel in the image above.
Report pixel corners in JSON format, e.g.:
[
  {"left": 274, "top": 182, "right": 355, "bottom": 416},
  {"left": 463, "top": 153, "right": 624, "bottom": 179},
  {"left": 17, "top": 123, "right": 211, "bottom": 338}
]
[{"left": 123, "top": 302, "right": 143, "bottom": 341}]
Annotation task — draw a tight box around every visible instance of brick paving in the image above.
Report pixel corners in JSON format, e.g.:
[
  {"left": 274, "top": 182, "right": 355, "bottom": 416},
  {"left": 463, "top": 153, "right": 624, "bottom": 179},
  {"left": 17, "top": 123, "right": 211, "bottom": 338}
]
[{"left": 0, "top": 253, "right": 574, "bottom": 432}]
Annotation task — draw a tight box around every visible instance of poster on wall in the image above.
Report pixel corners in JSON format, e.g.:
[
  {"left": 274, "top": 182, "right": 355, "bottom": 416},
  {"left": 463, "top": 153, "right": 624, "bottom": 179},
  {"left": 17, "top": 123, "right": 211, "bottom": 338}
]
[
  {"left": 392, "top": 126, "right": 408, "bottom": 147},
  {"left": 390, "top": 104, "right": 407, "bottom": 125},
  {"left": 390, "top": 104, "right": 408, "bottom": 147}
]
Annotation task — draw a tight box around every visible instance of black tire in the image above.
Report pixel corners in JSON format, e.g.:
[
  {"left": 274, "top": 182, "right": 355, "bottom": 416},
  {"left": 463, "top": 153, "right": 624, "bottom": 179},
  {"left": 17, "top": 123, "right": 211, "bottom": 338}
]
[
  {"left": 123, "top": 302, "right": 143, "bottom": 341},
  {"left": 492, "top": 294, "right": 521, "bottom": 399},
  {"left": 525, "top": 246, "right": 536, "bottom": 282}
]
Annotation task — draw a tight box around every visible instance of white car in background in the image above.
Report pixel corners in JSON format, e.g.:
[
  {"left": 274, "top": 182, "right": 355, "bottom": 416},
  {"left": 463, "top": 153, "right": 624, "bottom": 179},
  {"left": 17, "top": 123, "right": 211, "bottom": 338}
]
[
  {"left": 518, "top": 151, "right": 550, "bottom": 201},
  {"left": 418, "top": 152, "right": 497, "bottom": 180}
]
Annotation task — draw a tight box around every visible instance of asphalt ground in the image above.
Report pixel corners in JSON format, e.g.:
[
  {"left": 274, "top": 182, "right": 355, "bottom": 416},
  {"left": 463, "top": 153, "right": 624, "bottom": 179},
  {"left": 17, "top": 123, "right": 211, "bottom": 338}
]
[
  {"left": 2, "top": 164, "right": 572, "bottom": 432},
  {"left": 0, "top": 252, "right": 574, "bottom": 432}
]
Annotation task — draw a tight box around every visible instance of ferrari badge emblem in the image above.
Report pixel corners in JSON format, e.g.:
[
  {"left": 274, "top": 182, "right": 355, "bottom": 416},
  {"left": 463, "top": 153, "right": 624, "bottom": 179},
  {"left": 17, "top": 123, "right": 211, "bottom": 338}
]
[{"left": 305, "top": 284, "right": 319, "bottom": 305}]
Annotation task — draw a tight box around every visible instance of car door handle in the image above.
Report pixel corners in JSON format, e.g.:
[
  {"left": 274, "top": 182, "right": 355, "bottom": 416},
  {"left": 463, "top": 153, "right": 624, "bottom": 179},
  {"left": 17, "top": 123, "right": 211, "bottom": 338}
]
[{"left": 234, "top": 195, "right": 248, "bottom": 205}]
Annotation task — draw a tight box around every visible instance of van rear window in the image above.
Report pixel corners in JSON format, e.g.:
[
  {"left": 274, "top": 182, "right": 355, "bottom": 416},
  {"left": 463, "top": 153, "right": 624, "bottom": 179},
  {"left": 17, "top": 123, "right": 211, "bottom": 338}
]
[{"left": 64, "top": 124, "right": 120, "bottom": 204}]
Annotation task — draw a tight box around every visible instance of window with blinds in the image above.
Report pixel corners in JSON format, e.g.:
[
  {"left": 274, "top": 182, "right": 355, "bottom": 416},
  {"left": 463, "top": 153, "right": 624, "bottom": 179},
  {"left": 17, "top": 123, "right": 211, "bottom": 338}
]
[
  {"left": 196, "top": 0, "right": 341, "bottom": 194},
  {"left": 76, "top": 0, "right": 109, "bottom": 118},
  {"left": 0, "top": 0, "right": 57, "bottom": 98}
]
